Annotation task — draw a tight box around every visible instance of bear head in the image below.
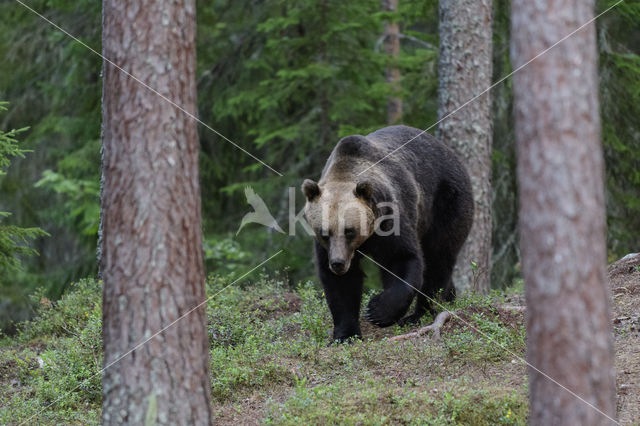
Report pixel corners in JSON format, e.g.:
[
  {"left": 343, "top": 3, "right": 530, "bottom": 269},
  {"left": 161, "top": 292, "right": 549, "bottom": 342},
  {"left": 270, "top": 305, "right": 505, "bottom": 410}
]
[{"left": 302, "top": 179, "right": 375, "bottom": 275}]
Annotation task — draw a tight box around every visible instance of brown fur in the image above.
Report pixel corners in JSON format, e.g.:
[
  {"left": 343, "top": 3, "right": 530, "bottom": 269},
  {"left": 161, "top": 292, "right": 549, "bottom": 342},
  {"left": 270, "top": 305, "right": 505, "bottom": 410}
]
[{"left": 302, "top": 126, "right": 473, "bottom": 342}]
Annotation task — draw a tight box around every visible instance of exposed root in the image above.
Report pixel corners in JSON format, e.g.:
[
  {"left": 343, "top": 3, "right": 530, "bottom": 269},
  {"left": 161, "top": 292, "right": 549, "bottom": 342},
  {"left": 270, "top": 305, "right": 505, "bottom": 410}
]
[
  {"left": 389, "top": 304, "right": 526, "bottom": 343},
  {"left": 389, "top": 311, "right": 453, "bottom": 342}
]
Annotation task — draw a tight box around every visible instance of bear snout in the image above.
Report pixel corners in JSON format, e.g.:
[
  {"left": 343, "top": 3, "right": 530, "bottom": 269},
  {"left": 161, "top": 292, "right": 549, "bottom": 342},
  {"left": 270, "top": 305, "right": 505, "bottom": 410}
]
[{"left": 329, "top": 258, "right": 349, "bottom": 275}]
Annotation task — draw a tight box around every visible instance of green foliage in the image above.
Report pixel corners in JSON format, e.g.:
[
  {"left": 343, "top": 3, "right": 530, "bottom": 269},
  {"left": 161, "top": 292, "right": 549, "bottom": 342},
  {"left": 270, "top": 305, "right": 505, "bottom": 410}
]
[
  {"left": 33, "top": 316, "right": 102, "bottom": 406},
  {"left": 2, "top": 0, "right": 640, "bottom": 327},
  {"left": 196, "top": 0, "right": 442, "bottom": 283},
  {"left": 0, "top": 222, "right": 47, "bottom": 273},
  {"left": 2, "top": 1, "right": 636, "bottom": 419},
  {"left": 0, "top": 102, "right": 49, "bottom": 331},
  {"left": 203, "top": 237, "right": 251, "bottom": 275},
  {"left": 443, "top": 311, "right": 525, "bottom": 363},
  {"left": 598, "top": 0, "right": 640, "bottom": 255},
  {"left": 296, "top": 282, "right": 330, "bottom": 345},
  {"left": 0, "top": 103, "right": 29, "bottom": 175},
  {"left": 35, "top": 169, "right": 100, "bottom": 237},
  {"left": 267, "top": 380, "right": 526, "bottom": 425},
  {"left": 1, "top": 274, "right": 529, "bottom": 423},
  {"left": 0, "top": 279, "right": 102, "bottom": 424},
  {"left": 16, "top": 279, "right": 101, "bottom": 341},
  {"left": 0, "top": 102, "right": 47, "bottom": 273},
  {"left": 206, "top": 276, "right": 328, "bottom": 400},
  {"left": 0, "top": 0, "right": 102, "bottom": 301}
]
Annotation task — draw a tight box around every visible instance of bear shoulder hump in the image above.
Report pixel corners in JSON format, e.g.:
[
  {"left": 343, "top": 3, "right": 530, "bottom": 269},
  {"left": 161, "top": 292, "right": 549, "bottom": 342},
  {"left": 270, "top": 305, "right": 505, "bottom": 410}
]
[{"left": 335, "top": 135, "right": 374, "bottom": 158}]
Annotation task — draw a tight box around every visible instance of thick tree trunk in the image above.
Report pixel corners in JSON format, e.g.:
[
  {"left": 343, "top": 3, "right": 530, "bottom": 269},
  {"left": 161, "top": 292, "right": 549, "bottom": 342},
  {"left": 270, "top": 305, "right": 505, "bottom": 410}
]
[
  {"left": 511, "top": 0, "right": 616, "bottom": 424},
  {"left": 100, "top": 0, "right": 213, "bottom": 424},
  {"left": 382, "top": 0, "right": 402, "bottom": 124},
  {"left": 437, "top": 0, "right": 493, "bottom": 294}
]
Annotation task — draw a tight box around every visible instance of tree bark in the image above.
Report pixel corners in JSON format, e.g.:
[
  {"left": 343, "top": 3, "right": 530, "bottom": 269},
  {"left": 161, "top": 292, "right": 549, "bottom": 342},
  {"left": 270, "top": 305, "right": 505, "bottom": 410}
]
[
  {"left": 437, "top": 0, "right": 493, "bottom": 294},
  {"left": 100, "top": 0, "right": 212, "bottom": 424},
  {"left": 382, "top": 0, "right": 402, "bottom": 124},
  {"left": 511, "top": 0, "right": 616, "bottom": 423}
]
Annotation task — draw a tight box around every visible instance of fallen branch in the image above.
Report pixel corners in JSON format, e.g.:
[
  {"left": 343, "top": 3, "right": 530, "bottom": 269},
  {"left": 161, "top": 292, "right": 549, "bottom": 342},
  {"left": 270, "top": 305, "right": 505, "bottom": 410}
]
[{"left": 389, "top": 311, "right": 453, "bottom": 342}]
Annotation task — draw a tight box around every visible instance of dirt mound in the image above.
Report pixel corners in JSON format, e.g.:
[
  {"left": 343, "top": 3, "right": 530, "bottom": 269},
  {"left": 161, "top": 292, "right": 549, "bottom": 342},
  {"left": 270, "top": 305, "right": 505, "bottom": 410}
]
[{"left": 608, "top": 253, "right": 640, "bottom": 277}]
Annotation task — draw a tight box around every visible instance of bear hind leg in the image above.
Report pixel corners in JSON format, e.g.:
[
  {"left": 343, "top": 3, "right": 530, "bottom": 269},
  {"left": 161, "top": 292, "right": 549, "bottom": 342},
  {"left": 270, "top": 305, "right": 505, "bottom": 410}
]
[
  {"left": 396, "top": 292, "right": 429, "bottom": 326},
  {"left": 422, "top": 248, "right": 457, "bottom": 311},
  {"left": 397, "top": 238, "right": 458, "bottom": 327}
]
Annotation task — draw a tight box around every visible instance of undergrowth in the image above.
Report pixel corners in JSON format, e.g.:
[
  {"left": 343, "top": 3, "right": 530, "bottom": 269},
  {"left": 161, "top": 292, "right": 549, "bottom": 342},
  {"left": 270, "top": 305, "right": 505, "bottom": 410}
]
[{"left": 0, "top": 274, "right": 528, "bottom": 424}]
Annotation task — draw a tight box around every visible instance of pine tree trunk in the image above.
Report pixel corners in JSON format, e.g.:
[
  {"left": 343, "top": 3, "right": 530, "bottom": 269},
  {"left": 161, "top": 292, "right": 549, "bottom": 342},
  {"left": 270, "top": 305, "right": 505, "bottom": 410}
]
[
  {"left": 437, "top": 0, "right": 493, "bottom": 294},
  {"left": 100, "top": 0, "right": 213, "bottom": 424},
  {"left": 382, "top": 0, "right": 402, "bottom": 124},
  {"left": 511, "top": 0, "right": 616, "bottom": 423}
]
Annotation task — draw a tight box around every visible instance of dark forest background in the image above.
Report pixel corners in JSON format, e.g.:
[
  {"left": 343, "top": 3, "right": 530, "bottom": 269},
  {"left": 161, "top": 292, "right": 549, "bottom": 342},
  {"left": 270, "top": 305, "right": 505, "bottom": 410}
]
[{"left": 1, "top": 0, "right": 639, "bottom": 329}]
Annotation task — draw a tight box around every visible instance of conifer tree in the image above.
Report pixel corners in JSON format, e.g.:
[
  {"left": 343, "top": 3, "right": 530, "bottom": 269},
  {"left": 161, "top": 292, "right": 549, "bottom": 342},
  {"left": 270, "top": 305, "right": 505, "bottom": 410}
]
[
  {"left": 100, "top": 0, "right": 212, "bottom": 423},
  {"left": 437, "top": 0, "right": 493, "bottom": 294},
  {"left": 512, "top": 0, "right": 616, "bottom": 422}
]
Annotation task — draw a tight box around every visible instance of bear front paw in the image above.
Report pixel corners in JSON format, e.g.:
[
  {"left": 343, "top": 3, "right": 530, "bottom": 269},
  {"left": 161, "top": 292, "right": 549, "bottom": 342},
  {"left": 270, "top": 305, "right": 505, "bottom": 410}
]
[
  {"left": 332, "top": 323, "right": 361, "bottom": 344},
  {"left": 329, "top": 334, "right": 361, "bottom": 345},
  {"left": 365, "top": 293, "right": 407, "bottom": 327}
]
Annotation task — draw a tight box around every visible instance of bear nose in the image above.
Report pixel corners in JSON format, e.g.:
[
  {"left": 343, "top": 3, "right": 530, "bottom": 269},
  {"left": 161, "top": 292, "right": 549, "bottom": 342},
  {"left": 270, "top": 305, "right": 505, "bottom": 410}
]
[{"left": 330, "top": 259, "right": 346, "bottom": 273}]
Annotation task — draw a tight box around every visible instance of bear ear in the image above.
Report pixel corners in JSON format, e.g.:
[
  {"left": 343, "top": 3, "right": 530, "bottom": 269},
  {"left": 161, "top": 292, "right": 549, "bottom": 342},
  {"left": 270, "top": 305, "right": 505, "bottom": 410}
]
[
  {"left": 302, "top": 179, "right": 321, "bottom": 201},
  {"left": 354, "top": 180, "right": 374, "bottom": 201}
]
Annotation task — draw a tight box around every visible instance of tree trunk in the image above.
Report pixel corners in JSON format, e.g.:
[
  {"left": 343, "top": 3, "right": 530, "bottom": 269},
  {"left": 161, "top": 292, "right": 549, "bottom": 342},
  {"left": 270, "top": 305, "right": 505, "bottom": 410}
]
[
  {"left": 100, "top": 0, "right": 213, "bottom": 424},
  {"left": 511, "top": 0, "right": 616, "bottom": 423},
  {"left": 382, "top": 0, "right": 402, "bottom": 124},
  {"left": 437, "top": 0, "right": 493, "bottom": 294}
]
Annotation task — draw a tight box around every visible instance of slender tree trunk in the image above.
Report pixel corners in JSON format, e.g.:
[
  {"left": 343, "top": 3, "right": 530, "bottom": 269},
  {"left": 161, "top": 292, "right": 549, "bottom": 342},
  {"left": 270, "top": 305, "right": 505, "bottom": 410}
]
[
  {"left": 437, "top": 0, "right": 493, "bottom": 294},
  {"left": 382, "top": 0, "right": 402, "bottom": 124},
  {"left": 511, "top": 0, "right": 616, "bottom": 423},
  {"left": 100, "top": 0, "right": 213, "bottom": 424}
]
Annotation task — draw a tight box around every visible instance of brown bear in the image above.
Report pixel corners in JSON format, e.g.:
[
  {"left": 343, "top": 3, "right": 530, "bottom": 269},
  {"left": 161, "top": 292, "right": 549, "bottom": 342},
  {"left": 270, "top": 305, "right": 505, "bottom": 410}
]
[{"left": 302, "top": 125, "right": 473, "bottom": 342}]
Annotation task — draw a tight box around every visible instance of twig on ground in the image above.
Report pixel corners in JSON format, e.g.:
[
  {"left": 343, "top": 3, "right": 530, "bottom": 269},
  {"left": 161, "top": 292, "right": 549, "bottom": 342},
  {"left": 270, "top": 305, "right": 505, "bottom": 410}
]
[
  {"left": 390, "top": 304, "right": 527, "bottom": 342},
  {"left": 389, "top": 311, "right": 453, "bottom": 342}
]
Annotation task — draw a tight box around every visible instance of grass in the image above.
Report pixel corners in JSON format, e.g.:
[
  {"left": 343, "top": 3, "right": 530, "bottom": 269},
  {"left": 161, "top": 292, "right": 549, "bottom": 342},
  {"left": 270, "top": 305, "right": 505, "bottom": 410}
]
[
  {"left": 267, "top": 379, "right": 525, "bottom": 425},
  {"left": 0, "top": 274, "right": 528, "bottom": 424}
]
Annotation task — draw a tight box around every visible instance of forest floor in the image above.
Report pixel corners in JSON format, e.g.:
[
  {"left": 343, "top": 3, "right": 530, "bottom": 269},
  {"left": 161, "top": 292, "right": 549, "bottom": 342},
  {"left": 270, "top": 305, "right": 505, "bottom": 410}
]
[
  {"left": 0, "top": 254, "right": 638, "bottom": 425},
  {"left": 609, "top": 253, "right": 640, "bottom": 425}
]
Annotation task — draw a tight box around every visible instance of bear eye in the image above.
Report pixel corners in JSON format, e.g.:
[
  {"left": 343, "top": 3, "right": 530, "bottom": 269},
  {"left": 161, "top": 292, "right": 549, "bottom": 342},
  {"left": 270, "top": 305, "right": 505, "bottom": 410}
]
[
  {"left": 317, "top": 229, "right": 330, "bottom": 242},
  {"left": 345, "top": 228, "right": 356, "bottom": 239}
]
